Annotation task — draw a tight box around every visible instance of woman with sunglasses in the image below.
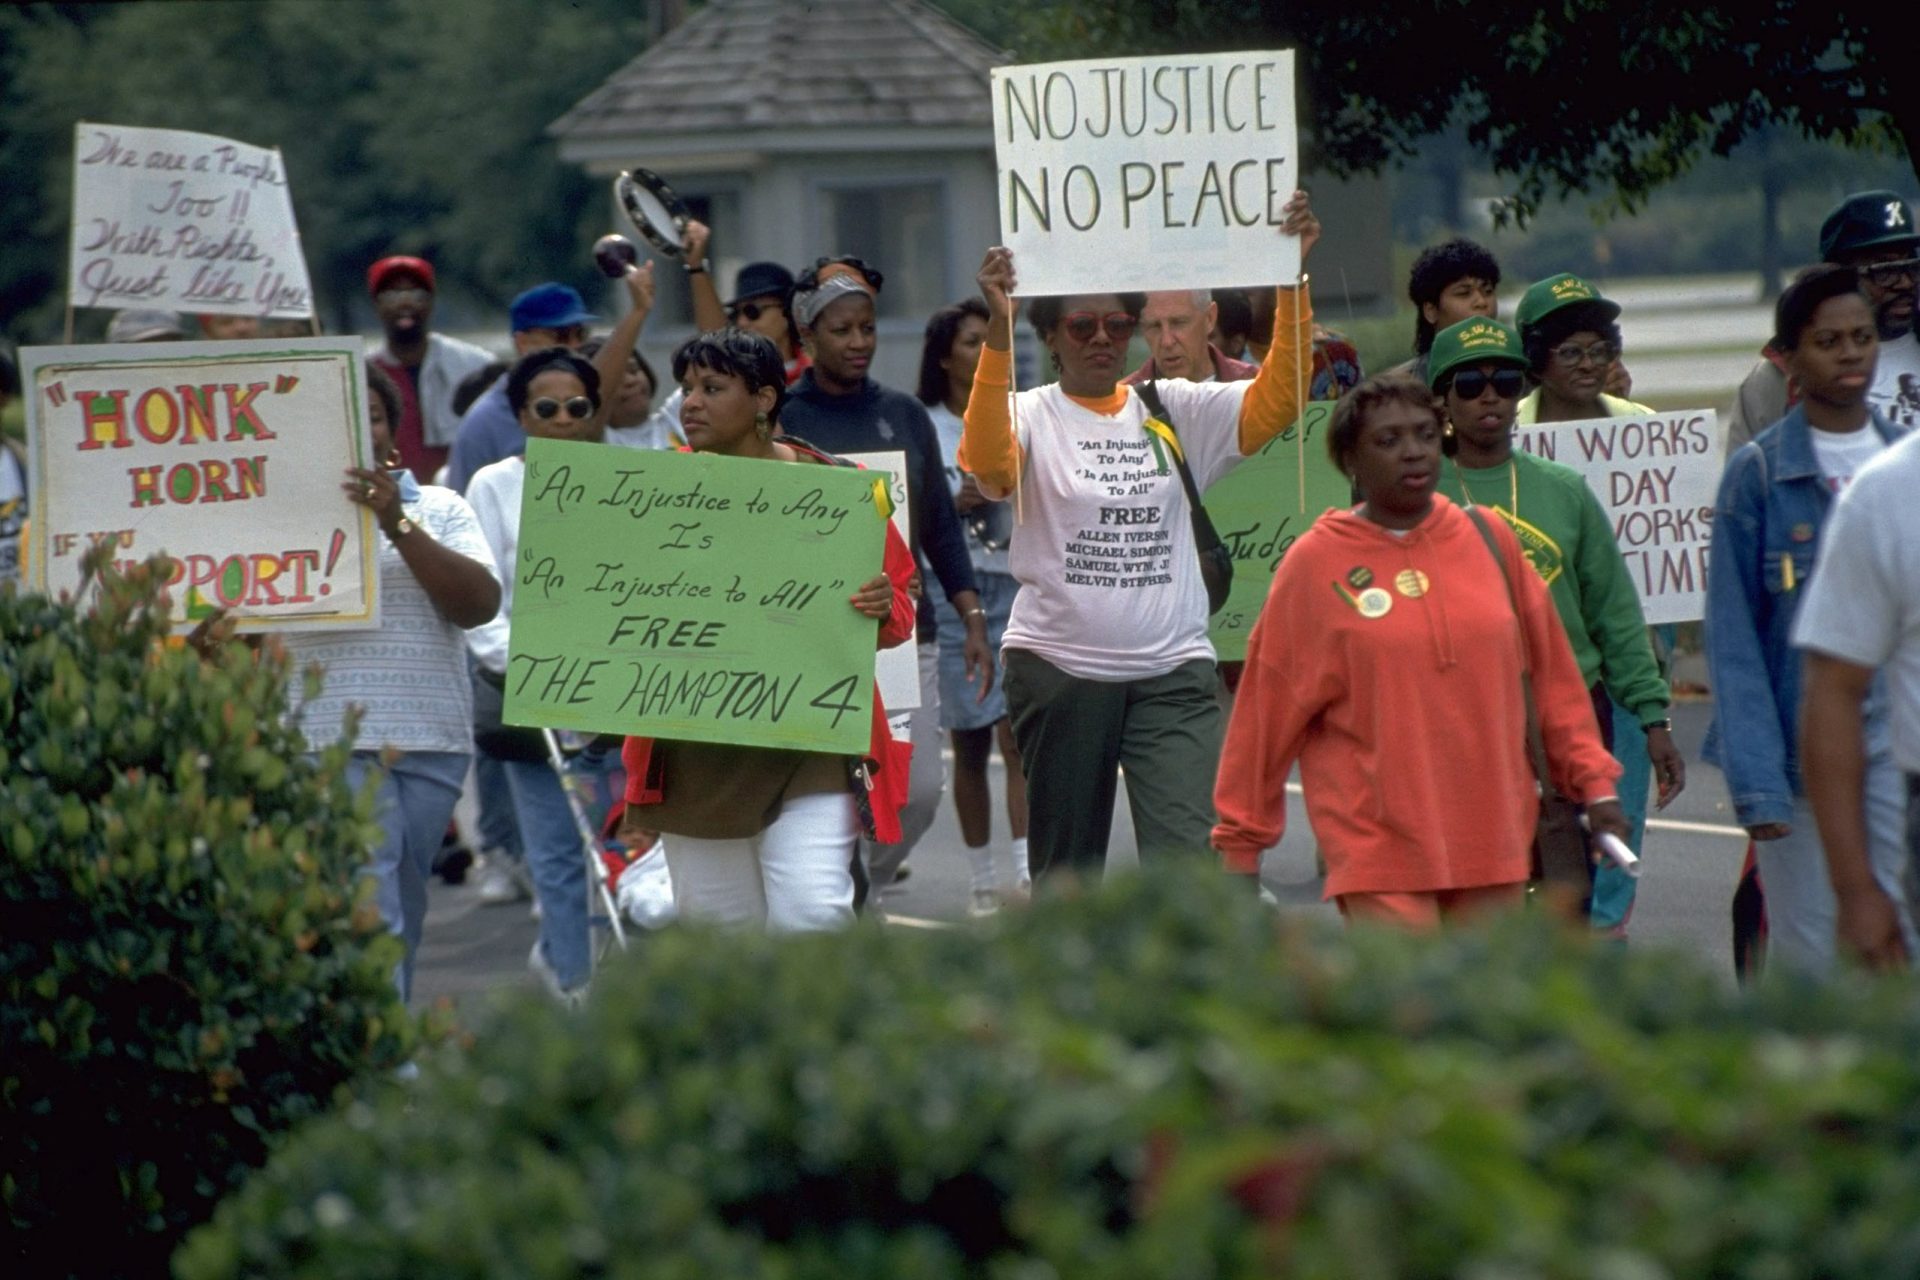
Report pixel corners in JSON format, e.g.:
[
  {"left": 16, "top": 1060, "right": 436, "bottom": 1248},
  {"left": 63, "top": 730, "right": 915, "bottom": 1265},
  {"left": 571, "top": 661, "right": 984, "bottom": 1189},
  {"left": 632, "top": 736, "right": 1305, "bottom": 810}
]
[
  {"left": 1512, "top": 275, "right": 1674, "bottom": 936},
  {"left": 781, "top": 257, "right": 992, "bottom": 902},
  {"left": 1213, "top": 371, "right": 1629, "bottom": 928},
  {"left": 619, "top": 329, "right": 916, "bottom": 932},
  {"left": 961, "top": 192, "right": 1321, "bottom": 883},
  {"left": 464, "top": 348, "right": 616, "bottom": 1001},
  {"left": 1430, "top": 318, "right": 1684, "bottom": 894}
]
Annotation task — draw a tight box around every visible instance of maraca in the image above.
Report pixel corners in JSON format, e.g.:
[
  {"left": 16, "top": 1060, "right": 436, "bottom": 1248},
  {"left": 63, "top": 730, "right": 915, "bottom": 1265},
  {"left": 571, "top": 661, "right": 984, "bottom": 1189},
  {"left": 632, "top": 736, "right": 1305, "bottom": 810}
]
[{"left": 593, "top": 234, "right": 639, "bottom": 279}]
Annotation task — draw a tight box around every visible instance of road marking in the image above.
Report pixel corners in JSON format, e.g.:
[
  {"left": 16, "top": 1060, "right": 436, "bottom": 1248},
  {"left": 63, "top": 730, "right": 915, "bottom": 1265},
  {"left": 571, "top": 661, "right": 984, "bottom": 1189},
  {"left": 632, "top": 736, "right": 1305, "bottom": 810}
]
[
  {"left": 884, "top": 913, "right": 959, "bottom": 931},
  {"left": 1279, "top": 782, "right": 1746, "bottom": 840}
]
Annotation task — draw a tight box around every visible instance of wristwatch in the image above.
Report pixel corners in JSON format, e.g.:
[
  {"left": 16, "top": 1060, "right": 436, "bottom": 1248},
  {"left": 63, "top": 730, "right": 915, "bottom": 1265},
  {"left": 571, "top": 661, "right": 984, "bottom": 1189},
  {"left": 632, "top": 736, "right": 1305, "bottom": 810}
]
[
  {"left": 386, "top": 516, "right": 415, "bottom": 541},
  {"left": 1642, "top": 717, "right": 1673, "bottom": 732},
  {"left": 683, "top": 258, "right": 710, "bottom": 275}
]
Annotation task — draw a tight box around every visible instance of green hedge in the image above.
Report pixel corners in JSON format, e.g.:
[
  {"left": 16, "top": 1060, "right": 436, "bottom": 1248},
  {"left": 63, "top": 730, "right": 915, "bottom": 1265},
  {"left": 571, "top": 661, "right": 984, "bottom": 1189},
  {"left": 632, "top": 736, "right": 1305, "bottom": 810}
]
[
  {"left": 0, "top": 557, "right": 413, "bottom": 1277},
  {"left": 178, "top": 867, "right": 1920, "bottom": 1277}
]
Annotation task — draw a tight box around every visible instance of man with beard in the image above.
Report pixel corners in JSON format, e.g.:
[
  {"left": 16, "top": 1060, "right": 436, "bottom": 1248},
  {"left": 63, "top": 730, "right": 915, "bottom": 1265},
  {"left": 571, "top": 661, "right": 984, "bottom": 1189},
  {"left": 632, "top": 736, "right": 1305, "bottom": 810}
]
[
  {"left": 366, "top": 256, "right": 494, "bottom": 483},
  {"left": 1725, "top": 191, "right": 1920, "bottom": 452}
]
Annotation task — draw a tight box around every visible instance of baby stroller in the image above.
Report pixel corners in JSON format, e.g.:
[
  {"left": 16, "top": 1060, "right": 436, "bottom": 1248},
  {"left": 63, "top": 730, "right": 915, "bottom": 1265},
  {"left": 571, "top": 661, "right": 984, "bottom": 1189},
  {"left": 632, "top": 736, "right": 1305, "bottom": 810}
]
[{"left": 541, "top": 729, "right": 676, "bottom": 967}]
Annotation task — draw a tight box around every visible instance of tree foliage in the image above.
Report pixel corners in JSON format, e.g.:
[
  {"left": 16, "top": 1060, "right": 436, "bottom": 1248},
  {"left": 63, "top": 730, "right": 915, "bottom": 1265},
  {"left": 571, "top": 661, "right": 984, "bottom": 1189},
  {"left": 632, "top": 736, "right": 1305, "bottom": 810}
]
[{"left": 987, "top": 0, "right": 1915, "bottom": 225}]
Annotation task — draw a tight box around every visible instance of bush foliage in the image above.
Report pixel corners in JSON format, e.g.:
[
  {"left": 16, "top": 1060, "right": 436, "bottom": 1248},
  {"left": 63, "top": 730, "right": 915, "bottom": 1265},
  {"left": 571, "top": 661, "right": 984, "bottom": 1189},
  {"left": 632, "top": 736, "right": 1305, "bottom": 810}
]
[
  {"left": 0, "top": 558, "right": 413, "bottom": 1277},
  {"left": 180, "top": 866, "right": 1920, "bottom": 1278}
]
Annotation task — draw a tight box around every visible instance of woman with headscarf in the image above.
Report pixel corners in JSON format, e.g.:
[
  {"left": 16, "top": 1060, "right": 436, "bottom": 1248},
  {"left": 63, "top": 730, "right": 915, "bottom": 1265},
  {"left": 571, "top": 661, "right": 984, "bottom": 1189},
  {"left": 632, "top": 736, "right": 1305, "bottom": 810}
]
[
  {"left": 1214, "top": 371, "right": 1628, "bottom": 927},
  {"left": 619, "top": 330, "right": 917, "bottom": 931},
  {"left": 960, "top": 192, "right": 1321, "bottom": 883}
]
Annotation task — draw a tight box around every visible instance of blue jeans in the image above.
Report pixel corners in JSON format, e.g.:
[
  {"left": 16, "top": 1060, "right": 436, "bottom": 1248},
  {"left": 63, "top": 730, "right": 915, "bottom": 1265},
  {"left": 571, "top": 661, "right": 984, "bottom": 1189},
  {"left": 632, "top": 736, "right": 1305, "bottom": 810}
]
[
  {"left": 501, "top": 755, "right": 601, "bottom": 991},
  {"left": 474, "top": 752, "right": 523, "bottom": 859},
  {"left": 344, "top": 751, "right": 469, "bottom": 1003}
]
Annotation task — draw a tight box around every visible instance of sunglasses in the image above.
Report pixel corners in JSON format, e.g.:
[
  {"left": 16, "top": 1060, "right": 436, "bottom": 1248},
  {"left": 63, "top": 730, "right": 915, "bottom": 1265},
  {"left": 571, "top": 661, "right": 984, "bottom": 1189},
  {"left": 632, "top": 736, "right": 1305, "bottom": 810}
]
[
  {"left": 1859, "top": 257, "right": 1920, "bottom": 287},
  {"left": 531, "top": 396, "right": 595, "bottom": 421},
  {"left": 1550, "top": 340, "right": 1619, "bottom": 368},
  {"left": 1450, "top": 368, "right": 1526, "bottom": 400},
  {"left": 1061, "top": 311, "right": 1138, "bottom": 343},
  {"left": 727, "top": 300, "right": 779, "bottom": 323}
]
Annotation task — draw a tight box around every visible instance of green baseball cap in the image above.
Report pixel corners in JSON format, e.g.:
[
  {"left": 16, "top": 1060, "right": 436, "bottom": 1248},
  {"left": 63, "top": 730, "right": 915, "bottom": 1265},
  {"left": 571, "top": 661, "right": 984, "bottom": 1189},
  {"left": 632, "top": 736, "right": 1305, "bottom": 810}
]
[
  {"left": 1514, "top": 272, "right": 1622, "bottom": 334},
  {"left": 1426, "top": 317, "right": 1526, "bottom": 389}
]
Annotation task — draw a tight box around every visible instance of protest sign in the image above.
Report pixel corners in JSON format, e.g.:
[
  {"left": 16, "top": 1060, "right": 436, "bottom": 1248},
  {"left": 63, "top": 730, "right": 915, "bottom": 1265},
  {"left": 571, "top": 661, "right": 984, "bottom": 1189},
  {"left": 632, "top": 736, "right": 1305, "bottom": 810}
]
[
  {"left": 22, "top": 337, "right": 379, "bottom": 632},
  {"left": 1203, "top": 403, "right": 1348, "bottom": 661},
  {"left": 1513, "top": 409, "right": 1722, "bottom": 624},
  {"left": 503, "top": 440, "right": 889, "bottom": 754},
  {"left": 990, "top": 51, "right": 1298, "bottom": 296},
  {"left": 68, "top": 122, "right": 314, "bottom": 320},
  {"left": 841, "top": 451, "right": 920, "bottom": 713}
]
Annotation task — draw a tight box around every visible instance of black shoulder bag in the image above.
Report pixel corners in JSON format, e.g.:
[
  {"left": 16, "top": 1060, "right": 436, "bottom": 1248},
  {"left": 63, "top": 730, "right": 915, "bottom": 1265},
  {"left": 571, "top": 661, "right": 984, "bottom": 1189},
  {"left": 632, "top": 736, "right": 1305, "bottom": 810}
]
[{"left": 1135, "top": 380, "right": 1233, "bottom": 614}]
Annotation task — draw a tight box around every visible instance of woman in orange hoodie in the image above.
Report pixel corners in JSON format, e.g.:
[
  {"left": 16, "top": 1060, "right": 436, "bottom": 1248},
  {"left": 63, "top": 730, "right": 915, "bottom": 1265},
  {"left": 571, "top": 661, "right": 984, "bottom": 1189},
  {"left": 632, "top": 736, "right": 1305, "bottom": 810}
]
[{"left": 1211, "top": 371, "right": 1628, "bottom": 928}]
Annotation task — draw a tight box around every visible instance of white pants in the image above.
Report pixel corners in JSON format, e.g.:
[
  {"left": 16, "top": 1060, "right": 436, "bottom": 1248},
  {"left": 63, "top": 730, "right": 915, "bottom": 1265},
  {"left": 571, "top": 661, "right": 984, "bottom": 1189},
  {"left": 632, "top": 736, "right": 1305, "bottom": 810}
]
[{"left": 665, "top": 790, "right": 858, "bottom": 932}]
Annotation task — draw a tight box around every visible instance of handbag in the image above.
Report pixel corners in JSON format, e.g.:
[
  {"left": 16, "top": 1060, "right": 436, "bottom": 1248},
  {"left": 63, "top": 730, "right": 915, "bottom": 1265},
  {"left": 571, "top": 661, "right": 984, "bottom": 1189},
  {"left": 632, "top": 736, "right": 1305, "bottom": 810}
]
[
  {"left": 1135, "top": 380, "right": 1234, "bottom": 614},
  {"left": 471, "top": 665, "right": 553, "bottom": 764},
  {"left": 1463, "top": 507, "right": 1594, "bottom": 908}
]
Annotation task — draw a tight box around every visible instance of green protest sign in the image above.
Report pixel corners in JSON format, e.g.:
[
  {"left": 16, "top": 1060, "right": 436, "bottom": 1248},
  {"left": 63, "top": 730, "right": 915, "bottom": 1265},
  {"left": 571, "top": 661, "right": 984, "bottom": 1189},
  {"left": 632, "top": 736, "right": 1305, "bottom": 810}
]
[
  {"left": 503, "top": 439, "right": 888, "bottom": 753},
  {"left": 1203, "top": 402, "right": 1350, "bottom": 660}
]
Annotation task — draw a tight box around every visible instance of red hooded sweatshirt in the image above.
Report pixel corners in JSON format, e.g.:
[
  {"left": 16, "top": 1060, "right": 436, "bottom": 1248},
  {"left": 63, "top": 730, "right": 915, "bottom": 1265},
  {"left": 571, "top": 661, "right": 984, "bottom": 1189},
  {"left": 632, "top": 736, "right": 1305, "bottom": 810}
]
[{"left": 1213, "top": 495, "right": 1620, "bottom": 896}]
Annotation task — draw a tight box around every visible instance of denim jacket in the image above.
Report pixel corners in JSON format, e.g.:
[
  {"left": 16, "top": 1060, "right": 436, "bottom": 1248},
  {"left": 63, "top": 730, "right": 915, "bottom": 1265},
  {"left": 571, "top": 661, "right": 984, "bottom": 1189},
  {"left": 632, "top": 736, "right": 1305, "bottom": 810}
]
[{"left": 1702, "top": 405, "right": 1903, "bottom": 826}]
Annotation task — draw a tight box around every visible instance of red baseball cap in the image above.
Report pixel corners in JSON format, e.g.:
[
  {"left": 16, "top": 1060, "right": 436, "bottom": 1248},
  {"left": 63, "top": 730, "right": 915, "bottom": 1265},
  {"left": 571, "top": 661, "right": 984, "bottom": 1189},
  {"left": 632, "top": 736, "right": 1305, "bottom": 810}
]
[{"left": 367, "top": 255, "right": 435, "bottom": 296}]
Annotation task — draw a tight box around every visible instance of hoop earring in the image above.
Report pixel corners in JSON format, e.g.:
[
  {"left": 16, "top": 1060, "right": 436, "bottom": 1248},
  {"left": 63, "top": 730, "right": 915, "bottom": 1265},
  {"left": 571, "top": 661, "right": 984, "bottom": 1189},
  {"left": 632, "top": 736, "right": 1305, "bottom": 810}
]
[{"left": 755, "top": 410, "right": 772, "bottom": 442}]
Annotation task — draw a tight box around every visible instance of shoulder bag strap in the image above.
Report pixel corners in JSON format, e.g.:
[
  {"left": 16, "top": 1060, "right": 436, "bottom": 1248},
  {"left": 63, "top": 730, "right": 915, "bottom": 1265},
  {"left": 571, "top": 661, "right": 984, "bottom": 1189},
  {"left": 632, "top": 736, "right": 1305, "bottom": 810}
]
[
  {"left": 1136, "top": 380, "right": 1223, "bottom": 552},
  {"left": 1465, "top": 506, "right": 1557, "bottom": 797}
]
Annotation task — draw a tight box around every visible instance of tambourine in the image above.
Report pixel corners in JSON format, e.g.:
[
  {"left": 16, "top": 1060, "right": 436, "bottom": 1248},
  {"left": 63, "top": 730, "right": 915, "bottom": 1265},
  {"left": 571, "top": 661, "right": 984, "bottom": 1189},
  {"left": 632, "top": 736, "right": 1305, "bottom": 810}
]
[{"left": 614, "top": 167, "right": 692, "bottom": 258}]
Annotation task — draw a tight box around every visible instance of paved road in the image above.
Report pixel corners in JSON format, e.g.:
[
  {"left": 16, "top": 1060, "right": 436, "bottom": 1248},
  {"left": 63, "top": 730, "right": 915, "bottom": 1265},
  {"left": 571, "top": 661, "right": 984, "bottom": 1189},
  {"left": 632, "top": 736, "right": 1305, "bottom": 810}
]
[{"left": 411, "top": 697, "right": 1747, "bottom": 1010}]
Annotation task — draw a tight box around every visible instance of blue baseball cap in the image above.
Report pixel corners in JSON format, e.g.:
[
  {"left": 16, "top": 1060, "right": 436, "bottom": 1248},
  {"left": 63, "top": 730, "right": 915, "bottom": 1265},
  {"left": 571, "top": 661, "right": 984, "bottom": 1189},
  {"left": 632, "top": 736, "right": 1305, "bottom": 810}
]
[{"left": 509, "top": 282, "right": 596, "bottom": 333}]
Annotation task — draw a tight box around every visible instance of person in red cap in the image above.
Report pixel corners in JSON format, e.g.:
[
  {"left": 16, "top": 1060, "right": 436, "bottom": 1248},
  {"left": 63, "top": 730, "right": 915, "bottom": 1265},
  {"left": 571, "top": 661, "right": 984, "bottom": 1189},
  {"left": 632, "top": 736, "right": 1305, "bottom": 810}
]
[{"left": 366, "top": 256, "right": 495, "bottom": 482}]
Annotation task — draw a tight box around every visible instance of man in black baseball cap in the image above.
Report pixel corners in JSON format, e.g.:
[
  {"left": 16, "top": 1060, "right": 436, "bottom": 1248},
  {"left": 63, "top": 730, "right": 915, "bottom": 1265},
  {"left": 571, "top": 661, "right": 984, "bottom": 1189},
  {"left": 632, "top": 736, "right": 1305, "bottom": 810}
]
[{"left": 1725, "top": 189, "right": 1920, "bottom": 450}]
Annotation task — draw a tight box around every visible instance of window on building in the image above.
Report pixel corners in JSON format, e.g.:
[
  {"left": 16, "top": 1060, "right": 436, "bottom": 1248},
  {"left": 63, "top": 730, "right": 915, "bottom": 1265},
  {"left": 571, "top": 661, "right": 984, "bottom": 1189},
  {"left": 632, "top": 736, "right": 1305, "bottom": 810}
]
[{"left": 818, "top": 182, "right": 947, "bottom": 320}]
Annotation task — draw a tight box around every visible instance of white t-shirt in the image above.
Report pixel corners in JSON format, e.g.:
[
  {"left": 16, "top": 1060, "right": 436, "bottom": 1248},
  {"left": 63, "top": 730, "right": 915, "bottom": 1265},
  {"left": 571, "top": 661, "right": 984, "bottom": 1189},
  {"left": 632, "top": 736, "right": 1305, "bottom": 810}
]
[
  {"left": 283, "top": 482, "right": 499, "bottom": 754},
  {"left": 464, "top": 457, "right": 525, "bottom": 675},
  {"left": 1793, "top": 430, "right": 1920, "bottom": 771},
  {"left": 1871, "top": 336, "right": 1920, "bottom": 429},
  {"left": 998, "top": 379, "right": 1248, "bottom": 680},
  {"left": 1810, "top": 423, "right": 1887, "bottom": 493},
  {"left": 0, "top": 444, "right": 25, "bottom": 588},
  {"left": 928, "top": 402, "right": 1011, "bottom": 577}
]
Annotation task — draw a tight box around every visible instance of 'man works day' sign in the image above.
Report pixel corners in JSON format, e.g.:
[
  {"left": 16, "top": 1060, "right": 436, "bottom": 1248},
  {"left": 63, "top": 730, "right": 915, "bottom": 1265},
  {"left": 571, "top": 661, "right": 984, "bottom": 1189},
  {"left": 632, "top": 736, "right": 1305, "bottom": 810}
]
[
  {"left": 503, "top": 440, "right": 889, "bottom": 755},
  {"left": 1514, "top": 409, "right": 1723, "bottom": 625},
  {"left": 991, "top": 51, "right": 1299, "bottom": 296},
  {"left": 23, "top": 338, "right": 380, "bottom": 632}
]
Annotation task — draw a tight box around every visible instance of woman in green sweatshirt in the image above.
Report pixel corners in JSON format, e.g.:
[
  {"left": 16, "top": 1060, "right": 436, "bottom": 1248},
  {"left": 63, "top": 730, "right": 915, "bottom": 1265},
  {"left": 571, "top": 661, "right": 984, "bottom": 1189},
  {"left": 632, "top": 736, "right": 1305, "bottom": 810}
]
[{"left": 1429, "top": 317, "right": 1687, "bottom": 924}]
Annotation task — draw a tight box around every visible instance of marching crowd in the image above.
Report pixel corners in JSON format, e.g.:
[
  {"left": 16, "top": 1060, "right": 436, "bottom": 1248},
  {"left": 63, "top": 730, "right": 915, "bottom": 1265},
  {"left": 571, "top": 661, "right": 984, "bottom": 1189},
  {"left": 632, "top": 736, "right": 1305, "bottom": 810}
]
[{"left": 9, "top": 184, "right": 1920, "bottom": 1003}]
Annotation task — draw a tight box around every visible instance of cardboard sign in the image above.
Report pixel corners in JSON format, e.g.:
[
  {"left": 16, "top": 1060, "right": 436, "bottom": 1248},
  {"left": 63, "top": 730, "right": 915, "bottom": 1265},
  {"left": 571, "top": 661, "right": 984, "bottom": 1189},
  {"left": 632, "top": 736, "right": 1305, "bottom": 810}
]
[
  {"left": 22, "top": 337, "right": 379, "bottom": 632},
  {"left": 1513, "top": 409, "right": 1723, "bottom": 624},
  {"left": 1202, "top": 403, "right": 1349, "bottom": 661},
  {"left": 502, "top": 440, "right": 889, "bottom": 753},
  {"left": 990, "top": 51, "right": 1298, "bottom": 296},
  {"left": 68, "top": 122, "right": 315, "bottom": 319},
  {"left": 841, "top": 451, "right": 920, "bottom": 712}
]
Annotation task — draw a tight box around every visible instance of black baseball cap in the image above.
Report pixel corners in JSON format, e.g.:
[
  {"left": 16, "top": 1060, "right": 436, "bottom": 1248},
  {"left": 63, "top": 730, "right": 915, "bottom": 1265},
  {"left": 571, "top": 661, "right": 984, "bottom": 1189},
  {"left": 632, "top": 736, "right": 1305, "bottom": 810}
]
[{"left": 1820, "top": 191, "right": 1920, "bottom": 262}]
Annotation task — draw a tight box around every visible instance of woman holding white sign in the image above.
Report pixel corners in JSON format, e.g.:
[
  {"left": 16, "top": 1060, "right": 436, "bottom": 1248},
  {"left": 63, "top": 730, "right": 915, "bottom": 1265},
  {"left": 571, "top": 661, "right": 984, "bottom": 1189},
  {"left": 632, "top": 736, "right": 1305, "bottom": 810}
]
[
  {"left": 619, "top": 330, "right": 918, "bottom": 932},
  {"left": 283, "top": 364, "right": 501, "bottom": 1003},
  {"left": 961, "top": 191, "right": 1318, "bottom": 882}
]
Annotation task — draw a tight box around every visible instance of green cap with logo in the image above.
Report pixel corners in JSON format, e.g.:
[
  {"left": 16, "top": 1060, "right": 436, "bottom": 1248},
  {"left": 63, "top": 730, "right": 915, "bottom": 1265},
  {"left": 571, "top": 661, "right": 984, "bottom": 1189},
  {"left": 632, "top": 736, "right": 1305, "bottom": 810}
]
[
  {"left": 1514, "top": 272, "right": 1623, "bottom": 335},
  {"left": 1426, "top": 317, "right": 1526, "bottom": 389}
]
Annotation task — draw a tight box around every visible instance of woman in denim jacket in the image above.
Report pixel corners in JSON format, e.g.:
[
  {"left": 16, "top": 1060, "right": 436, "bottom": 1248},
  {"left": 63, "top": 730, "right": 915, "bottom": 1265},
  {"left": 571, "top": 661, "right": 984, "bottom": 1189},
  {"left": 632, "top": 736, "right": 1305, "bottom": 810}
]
[{"left": 1705, "top": 265, "right": 1915, "bottom": 972}]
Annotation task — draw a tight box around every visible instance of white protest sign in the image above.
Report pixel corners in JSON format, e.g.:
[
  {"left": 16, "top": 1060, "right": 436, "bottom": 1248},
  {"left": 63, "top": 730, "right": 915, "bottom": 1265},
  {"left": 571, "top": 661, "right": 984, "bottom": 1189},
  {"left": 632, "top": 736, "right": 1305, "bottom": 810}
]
[
  {"left": 68, "top": 122, "right": 315, "bottom": 319},
  {"left": 22, "top": 337, "right": 379, "bottom": 633},
  {"left": 990, "top": 51, "right": 1298, "bottom": 297},
  {"left": 1514, "top": 409, "right": 1722, "bottom": 624},
  {"left": 842, "top": 451, "right": 920, "bottom": 712}
]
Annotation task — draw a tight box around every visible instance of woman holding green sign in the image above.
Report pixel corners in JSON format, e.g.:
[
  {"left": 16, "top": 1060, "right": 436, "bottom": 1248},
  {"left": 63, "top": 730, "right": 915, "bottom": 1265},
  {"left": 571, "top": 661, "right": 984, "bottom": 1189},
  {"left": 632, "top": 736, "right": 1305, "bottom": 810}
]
[
  {"left": 960, "top": 191, "right": 1319, "bottom": 882},
  {"left": 619, "top": 330, "right": 918, "bottom": 932}
]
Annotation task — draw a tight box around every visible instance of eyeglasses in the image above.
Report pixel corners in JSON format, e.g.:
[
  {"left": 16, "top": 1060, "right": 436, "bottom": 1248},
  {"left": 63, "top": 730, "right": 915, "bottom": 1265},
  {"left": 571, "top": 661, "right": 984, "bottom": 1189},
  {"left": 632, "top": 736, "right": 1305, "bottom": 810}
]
[
  {"left": 531, "top": 396, "right": 595, "bottom": 421},
  {"left": 1061, "top": 311, "right": 1138, "bottom": 343},
  {"left": 1858, "top": 257, "right": 1920, "bottom": 288},
  {"left": 376, "top": 287, "right": 430, "bottom": 305},
  {"left": 1451, "top": 368, "right": 1526, "bottom": 400},
  {"left": 1550, "top": 341, "right": 1619, "bottom": 368},
  {"left": 728, "top": 300, "right": 779, "bottom": 323}
]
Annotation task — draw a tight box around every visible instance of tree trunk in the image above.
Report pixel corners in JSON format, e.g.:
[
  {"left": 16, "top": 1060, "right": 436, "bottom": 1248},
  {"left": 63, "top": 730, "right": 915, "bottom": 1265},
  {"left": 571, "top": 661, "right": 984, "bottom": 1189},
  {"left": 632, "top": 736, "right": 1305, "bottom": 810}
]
[{"left": 1758, "top": 129, "right": 1783, "bottom": 302}]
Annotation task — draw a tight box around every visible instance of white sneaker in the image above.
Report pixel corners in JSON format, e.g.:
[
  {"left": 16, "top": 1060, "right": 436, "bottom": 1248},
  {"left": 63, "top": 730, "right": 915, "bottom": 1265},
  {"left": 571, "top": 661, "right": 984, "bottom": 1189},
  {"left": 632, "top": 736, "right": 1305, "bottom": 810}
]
[
  {"left": 528, "top": 942, "right": 587, "bottom": 1009},
  {"left": 477, "top": 857, "right": 531, "bottom": 906},
  {"left": 968, "top": 888, "right": 1003, "bottom": 918}
]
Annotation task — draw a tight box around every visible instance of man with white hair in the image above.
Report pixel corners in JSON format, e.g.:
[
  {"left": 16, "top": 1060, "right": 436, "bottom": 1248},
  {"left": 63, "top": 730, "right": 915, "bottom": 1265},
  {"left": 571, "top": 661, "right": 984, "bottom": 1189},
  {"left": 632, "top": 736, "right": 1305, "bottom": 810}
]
[{"left": 1123, "top": 289, "right": 1257, "bottom": 386}]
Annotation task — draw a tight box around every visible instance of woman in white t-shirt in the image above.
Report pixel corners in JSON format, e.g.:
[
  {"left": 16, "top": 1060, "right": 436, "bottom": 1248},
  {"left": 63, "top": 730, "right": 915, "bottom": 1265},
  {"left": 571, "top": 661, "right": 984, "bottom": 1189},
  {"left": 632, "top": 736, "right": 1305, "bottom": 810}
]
[
  {"left": 283, "top": 364, "right": 501, "bottom": 1001},
  {"left": 958, "top": 192, "right": 1320, "bottom": 882}
]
